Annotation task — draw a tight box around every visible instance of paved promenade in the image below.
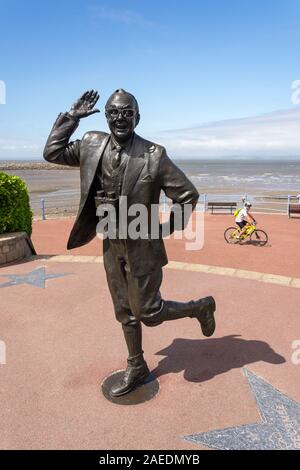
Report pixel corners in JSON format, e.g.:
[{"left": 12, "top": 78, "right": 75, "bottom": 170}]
[
  {"left": 32, "top": 213, "right": 300, "bottom": 277},
  {"left": 0, "top": 213, "right": 299, "bottom": 449}
]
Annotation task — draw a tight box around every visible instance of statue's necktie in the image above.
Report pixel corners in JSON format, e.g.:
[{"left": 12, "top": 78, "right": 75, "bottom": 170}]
[{"left": 111, "top": 144, "right": 122, "bottom": 170}]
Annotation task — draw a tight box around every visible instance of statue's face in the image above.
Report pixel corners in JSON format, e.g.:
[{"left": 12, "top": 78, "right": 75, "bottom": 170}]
[{"left": 105, "top": 94, "right": 140, "bottom": 144}]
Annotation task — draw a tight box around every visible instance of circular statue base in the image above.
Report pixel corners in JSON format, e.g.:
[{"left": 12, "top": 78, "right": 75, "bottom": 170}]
[{"left": 101, "top": 370, "right": 159, "bottom": 405}]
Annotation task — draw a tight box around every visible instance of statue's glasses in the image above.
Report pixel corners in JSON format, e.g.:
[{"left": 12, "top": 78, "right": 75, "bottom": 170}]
[{"left": 106, "top": 107, "right": 136, "bottom": 120}]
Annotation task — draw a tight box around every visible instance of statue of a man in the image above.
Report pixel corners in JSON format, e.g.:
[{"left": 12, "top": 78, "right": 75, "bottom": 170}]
[{"left": 44, "top": 89, "right": 216, "bottom": 397}]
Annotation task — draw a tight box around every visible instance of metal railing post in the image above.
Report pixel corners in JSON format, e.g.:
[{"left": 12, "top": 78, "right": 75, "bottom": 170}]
[
  {"left": 203, "top": 193, "right": 207, "bottom": 211},
  {"left": 287, "top": 195, "right": 291, "bottom": 217},
  {"left": 41, "top": 198, "right": 46, "bottom": 220}
]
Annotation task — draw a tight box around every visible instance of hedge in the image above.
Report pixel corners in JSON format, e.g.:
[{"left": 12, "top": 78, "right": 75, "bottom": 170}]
[{"left": 0, "top": 172, "right": 33, "bottom": 236}]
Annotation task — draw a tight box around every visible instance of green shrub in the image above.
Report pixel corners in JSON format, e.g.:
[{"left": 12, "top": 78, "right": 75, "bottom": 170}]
[{"left": 0, "top": 172, "right": 33, "bottom": 236}]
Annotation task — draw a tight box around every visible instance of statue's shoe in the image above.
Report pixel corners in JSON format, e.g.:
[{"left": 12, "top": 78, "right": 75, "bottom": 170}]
[
  {"left": 110, "top": 362, "right": 150, "bottom": 397},
  {"left": 193, "top": 296, "right": 216, "bottom": 337}
]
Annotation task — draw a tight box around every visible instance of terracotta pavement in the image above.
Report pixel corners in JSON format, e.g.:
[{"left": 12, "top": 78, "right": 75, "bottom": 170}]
[{"left": 0, "top": 213, "right": 299, "bottom": 449}]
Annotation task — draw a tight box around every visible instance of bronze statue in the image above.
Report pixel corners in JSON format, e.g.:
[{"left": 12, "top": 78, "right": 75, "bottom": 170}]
[{"left": 44, "top": 89, "right": 216, "bottom": 397}]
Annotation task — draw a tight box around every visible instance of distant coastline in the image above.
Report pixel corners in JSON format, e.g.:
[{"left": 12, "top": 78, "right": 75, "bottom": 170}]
[
  {"left": 0, "top": 155, "right": 300, "bottom": 171},
  {"left": 1, "top": 156, "right": 300, "bottom": 172},
  {"left": 0, "top": 160, "right": 76, "bottom": 171}
]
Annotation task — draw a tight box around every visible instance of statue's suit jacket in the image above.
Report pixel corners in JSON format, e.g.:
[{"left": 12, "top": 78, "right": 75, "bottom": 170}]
[{"left": 43, "top": 112, "right": 199, "bottom": 275}]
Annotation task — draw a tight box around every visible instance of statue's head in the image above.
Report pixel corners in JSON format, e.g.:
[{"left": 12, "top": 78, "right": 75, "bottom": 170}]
[{"left": 105, "top": 89, "right": 140, "bottom": 144}]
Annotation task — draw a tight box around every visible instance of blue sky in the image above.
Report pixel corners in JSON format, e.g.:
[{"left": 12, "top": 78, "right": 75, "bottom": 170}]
[{"left": 1, "top": 0, "right": 300, "bottom": 158}]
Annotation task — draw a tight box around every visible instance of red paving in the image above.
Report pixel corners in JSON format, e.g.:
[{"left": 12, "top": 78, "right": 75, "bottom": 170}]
[
  {"left": 0, "top": 214, "right": 299, "bottom": 449},
  {"left": 32, "top": 212, "right": 300, "bottom": 277}
]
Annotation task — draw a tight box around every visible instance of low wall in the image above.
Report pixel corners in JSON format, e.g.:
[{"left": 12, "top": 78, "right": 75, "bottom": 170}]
[{"left": 0, "top": 232, "right": 36, "bottom": 265}]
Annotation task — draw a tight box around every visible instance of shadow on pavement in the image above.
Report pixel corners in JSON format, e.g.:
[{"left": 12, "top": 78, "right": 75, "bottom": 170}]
[{"left": 152, "top": 334, "right": 285, "bottom": 382}]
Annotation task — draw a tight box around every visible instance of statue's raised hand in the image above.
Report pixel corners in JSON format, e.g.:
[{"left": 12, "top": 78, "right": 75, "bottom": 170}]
[{"left": 68, "top": 90, "right": 100, "bottom": 118}]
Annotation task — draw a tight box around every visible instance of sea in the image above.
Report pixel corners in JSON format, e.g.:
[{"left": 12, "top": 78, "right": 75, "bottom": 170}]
[{"left": 177, "top": 158, "right": 300, "bottom": 195}]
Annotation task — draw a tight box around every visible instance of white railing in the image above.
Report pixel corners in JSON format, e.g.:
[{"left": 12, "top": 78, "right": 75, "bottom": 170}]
[
  {"left": 197, "top": 193, "right": 299, "bottom": 215},
  {"left": 30, "top": 192, "right": 300, "bottom": 219}
]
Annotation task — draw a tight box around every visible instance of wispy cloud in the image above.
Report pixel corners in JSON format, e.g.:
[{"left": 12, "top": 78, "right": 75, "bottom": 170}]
[
  {"left": 90, "top": 5, "right": 155, "bottom": 29},
  {"left": 152, "top": 108, "right": 300, "bottom": 158},
  {"left": 3, "top": 108, "right": 300, "bottom": 160},
  {"left": 0, "top": 139, "right": 41, "bottom": 159}
]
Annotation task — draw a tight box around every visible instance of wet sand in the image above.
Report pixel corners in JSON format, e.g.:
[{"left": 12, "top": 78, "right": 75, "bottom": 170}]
[{"left": 2, "top": 165, "right": 81, "bottom": 216}]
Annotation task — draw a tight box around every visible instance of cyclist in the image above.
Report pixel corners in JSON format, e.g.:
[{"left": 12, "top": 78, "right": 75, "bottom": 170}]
[{"left": 235, "top": 201, "right": 256, "bottom": 239}]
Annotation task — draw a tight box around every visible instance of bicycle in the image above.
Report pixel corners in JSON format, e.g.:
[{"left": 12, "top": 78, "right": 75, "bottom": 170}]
[{"left": 224, "top": 223, "right": 268, "bottom": 246}]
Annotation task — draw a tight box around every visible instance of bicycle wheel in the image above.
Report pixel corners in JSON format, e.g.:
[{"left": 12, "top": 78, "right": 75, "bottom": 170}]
[
  {"left": 250, "top": 229, "right": 268, "bottom": 246},
  {"left": 224, "top": 227, "right": 240, "bottom": 244}
]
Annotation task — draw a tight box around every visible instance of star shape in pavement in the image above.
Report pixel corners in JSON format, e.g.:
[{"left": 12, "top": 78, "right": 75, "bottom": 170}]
[
  {"left": 0, "top": 267, "right": 72, "bottom": 289},
  {"left": 185, "top": 368, "right": 300, "bottom": 450}
]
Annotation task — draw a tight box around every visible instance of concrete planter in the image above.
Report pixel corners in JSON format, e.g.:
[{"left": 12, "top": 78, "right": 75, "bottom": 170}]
[{"left": 0, "top": 232, "right": 36, "bottom": 265}]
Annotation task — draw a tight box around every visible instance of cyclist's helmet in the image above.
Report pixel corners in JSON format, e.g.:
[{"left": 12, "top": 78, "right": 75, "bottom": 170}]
[{"left": 244, "top": 201, "right": 252, "bottom": 208}]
